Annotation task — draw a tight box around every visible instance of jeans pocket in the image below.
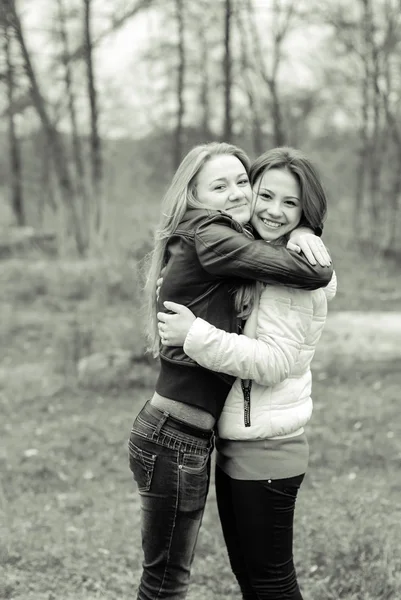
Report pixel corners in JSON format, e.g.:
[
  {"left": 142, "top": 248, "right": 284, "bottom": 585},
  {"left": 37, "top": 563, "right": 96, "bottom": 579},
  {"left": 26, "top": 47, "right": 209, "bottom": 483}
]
[
  {"left": 178, "top": 452, "right": 210, "bottom": 513},
  {"left": 128, "top": 441, "right": 157, "bottom": 493},
  {"left": 180, "top": 452, "right": 209, "bottom": 474}
]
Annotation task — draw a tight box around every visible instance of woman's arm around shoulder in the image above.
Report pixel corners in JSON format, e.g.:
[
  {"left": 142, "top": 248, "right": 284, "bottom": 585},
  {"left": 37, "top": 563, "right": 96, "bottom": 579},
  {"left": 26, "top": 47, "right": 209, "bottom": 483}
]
[
  {"left": 194, "top": 212, "right": 333, "bottom": 291},
  {"left": 183, "top": 286, "right": 312, "bottom": 386}
]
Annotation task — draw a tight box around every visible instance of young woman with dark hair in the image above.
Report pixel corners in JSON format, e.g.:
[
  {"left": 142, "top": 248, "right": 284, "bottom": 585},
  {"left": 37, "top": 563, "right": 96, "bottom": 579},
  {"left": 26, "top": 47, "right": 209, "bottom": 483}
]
[
  {"left": 158, "top": 147, "right": 336, "bottom": 600},
  {"left": 129, "top": 143, "right": 332, "bottom": 600}
]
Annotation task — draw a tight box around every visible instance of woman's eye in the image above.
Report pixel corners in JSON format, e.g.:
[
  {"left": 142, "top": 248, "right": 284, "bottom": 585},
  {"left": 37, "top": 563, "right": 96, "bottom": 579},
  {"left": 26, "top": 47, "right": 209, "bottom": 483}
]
[
  {"left": 214, "top": 185, "right": 225, "bottom": 191},
  {"left": 238, "top": 179, "right": 249, "bottom": 186},
  {"left": 259, "top": 192, "right": 272, "bottom": 200},
  {"left": 286, "top": 201, "right": 297, "bottom": 207}
]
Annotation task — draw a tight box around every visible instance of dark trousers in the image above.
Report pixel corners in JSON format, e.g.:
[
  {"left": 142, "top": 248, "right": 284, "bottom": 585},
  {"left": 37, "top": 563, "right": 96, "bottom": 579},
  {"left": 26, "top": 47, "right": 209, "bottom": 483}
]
[
  {"left": 215, "top": 464, "right": 304, "bottom": 600},
  {"left": 128, "top": 401, "right": 214, "bottom": 600}
]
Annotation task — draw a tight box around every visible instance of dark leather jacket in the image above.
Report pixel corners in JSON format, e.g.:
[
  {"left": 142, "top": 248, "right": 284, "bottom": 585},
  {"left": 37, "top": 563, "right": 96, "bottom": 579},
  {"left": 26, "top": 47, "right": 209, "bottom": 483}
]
[{"left": 158, "top": 208, "right": 333, "bottom": 368}]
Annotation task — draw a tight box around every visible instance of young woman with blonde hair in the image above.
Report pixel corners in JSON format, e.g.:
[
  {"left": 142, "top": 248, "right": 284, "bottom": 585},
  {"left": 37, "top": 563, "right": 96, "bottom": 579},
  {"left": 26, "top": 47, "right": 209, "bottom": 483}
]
[
  {"left": 128, "top": 142, "right": 332, "bottom": 600},
  {"left": 158, "top": 147, "right": 336, "bottom": 599}
]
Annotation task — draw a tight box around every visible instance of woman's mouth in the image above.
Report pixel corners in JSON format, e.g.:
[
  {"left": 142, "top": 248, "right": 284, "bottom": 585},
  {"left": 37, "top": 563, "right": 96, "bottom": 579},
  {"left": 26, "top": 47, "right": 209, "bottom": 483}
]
[
  {"left": 228, "top": 203, "right": 247, "bottom": 211},
  {"left": 261, "top": 219, "right": 284, "bottom": 229}
]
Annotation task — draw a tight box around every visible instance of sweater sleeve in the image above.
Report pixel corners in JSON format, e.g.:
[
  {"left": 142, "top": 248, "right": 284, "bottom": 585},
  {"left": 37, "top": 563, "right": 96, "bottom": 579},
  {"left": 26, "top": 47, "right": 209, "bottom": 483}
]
[{"left": 183, "top": 288, "right": 311, "bottom": 386}]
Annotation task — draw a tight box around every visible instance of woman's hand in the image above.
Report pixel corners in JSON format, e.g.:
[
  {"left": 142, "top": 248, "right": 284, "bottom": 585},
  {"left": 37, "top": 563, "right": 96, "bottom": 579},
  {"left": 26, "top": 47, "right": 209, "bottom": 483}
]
[
  {"left": 156, "top": 267, "right": 167, "bottom": 301},
  {"left": 157, "top": 301, "right": 196, "bottom": 346},
  {"left": 287, "top": 228, "right": 331, "bottom": 267}
]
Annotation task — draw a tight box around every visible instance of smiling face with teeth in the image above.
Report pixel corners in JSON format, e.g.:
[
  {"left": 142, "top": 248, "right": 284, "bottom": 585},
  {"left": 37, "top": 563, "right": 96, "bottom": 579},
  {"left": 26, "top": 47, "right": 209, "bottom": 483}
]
[{"left": 250, "top": 167, "right": 303, "bottom": 242}]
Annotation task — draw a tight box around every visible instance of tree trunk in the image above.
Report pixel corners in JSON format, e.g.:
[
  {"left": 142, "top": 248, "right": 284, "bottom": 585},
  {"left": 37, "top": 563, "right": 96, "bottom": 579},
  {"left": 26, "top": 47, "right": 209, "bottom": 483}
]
[
  {"left": 355, "top": 0, "right": 372, "bottom": 242},
  {"left": 354, "top": 79, "right": 369, "bottom": 242},
  {"left": 380, "top": 63, "right": 401, "bottom": 253},
  {"left": 197, "top": 16, "right": 211, "bottom": 140},
  {"left": 38, "top": 129, "right": 57, "bottom": 226},
  {"left": 235, "top": 7, "right": 263, "bottom": 154},
  {"left": 57, "top": 0, "right": 88, "bottom": 242},
  {"left": 246, "top": 0, "right": 289, "bottom": 147},
  {"left": 270, "top": 79, "right": 285, "bottom": 146},
  {"left": 270, "top": 0, "right": 292, "bottom": 146},
  {"left": 8, "top": 0, "right": 154, "bottom": 120},
  {"left": 5, "top": 0, "right": 85, "bottom": 254},
  {"left": 3, "top": 20, "right": 24, "bottom": 225},
  {"left": 83, "top": 0, "right": 102, "bottom": 232},
  {"left": 223, "top": 0, "right": 233, "bottom": 142},
  {"left": 174, "top": 0, "right": 185, "bottom": 169},
  {"left": 384, "top": 168, "right": 401, "bottom": 253},
  {"left": 57, "top": 0, "right": 86, "bottom": 186},
  {"left": 366, "top": 0, "right": 381, "bottom": 227}
]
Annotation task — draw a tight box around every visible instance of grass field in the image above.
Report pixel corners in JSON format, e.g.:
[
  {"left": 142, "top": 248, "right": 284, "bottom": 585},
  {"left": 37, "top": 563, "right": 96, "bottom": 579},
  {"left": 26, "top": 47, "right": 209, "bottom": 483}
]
[{"left": 1, "top": 255, "right": 401, "bottom": 600}]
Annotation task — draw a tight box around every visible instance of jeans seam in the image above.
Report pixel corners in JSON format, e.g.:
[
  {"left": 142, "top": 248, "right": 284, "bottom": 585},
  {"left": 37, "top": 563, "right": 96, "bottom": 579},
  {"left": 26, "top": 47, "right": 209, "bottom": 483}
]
[
  {"left": 155, "top": 453, "right": 180, "bottom": 599},
  {"left": 132, "top": 427, "right": 211, "bottom": 455}
]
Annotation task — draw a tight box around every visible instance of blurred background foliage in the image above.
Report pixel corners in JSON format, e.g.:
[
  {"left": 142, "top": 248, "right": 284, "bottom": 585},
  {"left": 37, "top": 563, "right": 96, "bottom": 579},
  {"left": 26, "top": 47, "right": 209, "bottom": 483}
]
[{"left": 0, "top": 0, "right": 400, "bottom": 267}]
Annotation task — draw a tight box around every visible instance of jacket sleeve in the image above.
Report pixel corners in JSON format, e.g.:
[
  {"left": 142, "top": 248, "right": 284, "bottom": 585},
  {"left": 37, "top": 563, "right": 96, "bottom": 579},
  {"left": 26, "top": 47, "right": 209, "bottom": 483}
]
[
  {"left": 194, "top": 214, "right": 333, "bottom": 291},
  {"left": 324, "top": 271, "right": 337, "bottom": 301},
  {"left": 183, "top": 289, "right": 311, "bottom": 386}
]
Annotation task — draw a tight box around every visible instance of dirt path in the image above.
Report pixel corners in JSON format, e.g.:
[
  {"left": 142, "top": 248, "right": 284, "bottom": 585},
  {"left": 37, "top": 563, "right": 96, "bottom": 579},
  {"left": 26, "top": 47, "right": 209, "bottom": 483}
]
[{"left": 316, "top": 311, "right": 401, "bottom": 367}]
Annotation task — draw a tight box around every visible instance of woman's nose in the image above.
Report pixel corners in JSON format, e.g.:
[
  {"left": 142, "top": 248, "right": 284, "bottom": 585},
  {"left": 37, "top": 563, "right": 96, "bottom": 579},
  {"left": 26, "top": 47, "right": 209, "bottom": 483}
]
[
  {"left": 228, "top": 186, "right": 244, "bottom": 201},
  {"left": 266, "top": 201, "right": 282, "bottom": 217}
]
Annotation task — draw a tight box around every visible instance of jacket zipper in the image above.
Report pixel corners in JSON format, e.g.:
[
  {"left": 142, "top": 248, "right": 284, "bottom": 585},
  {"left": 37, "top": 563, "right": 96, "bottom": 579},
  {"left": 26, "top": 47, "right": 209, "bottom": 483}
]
[{"left": 241, "top": 379, "right": 252, "bottom": 427}]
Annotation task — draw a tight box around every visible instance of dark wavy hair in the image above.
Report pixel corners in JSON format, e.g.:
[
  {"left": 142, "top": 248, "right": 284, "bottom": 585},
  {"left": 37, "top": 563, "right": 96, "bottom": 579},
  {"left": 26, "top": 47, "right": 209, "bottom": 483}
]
[{"left": 249, "top": 147, "right": 327, "bottom": 235}]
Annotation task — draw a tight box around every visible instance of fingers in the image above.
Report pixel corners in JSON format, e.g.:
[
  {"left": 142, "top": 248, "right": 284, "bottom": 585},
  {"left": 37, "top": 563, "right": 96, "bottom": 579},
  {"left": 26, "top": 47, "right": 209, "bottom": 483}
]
[
  {"left": 310, "top": 241, "right": 331, "bottom": 267},
  {"left": 156, "top": 275, "right": 164, "bottom": 301},
  {"left": 297, "top": 235, "right": 332, "bottom": 267},
  {"left": 157, "top": 319, "right": 169, "bottom": 345},
  {"left": 318, "top": 247, "right": 331, "bottom": 266},
  {"left": 286, "top": 241, "right": 301, "bottom": 253},
  {"left": 300, "top": 244, "right": 317, "bottom": 266},
  {"left": 163, "top": 301, "right": 185, "bottom": 312}
]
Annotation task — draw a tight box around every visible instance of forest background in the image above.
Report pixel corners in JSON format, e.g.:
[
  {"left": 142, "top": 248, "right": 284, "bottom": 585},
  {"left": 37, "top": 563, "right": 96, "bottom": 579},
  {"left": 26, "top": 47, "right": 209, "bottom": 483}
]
[{"left": 1, "top": 1, "right": 401, "bottom": 599}]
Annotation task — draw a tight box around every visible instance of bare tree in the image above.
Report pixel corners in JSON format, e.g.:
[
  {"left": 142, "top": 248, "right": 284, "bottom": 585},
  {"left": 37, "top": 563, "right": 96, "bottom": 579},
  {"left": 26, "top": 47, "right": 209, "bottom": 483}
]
[
  {"left": 174, "top": 0, "right": 185, "bottom": 169},
  {"left": 2, "top": 13, "right": 24, "bottom": 225},
  {"left": 246, "top": 0, "right": 296, "bottom": 146},
  {"left": 235, "top": 4, "right": 263, "bottom": 154},
  {"left": 56, "top": 0, "right": 86, "bottom": 184},
  {"left": 223, "top": 0, "right": 233, "bottom": 141},
  {"left": 56, "top": 0, "right": 91, "bottom": 245},
  {"left": 138, "top": 0, "right": 223, "bottom": 147},
  {"left": 351, "top": 0, "right": 372, "bottom": 239},
  {"left": 83, "top": 0, "right": 102, "bottom": 233},
  {"left": 4, "top": 0, "right": 86, "bottom": 253},
  {"left": 378, "top": 12, "right": 401, "bottom": 253},
  {"left": 196, "top": 4, "right": 211, "bottom": 140},
  {"left": 5, "top": 0, "right": 154, "bottom": 120},
  {"left": 358, "top": 0, "right": 385, "bottom": 232}
]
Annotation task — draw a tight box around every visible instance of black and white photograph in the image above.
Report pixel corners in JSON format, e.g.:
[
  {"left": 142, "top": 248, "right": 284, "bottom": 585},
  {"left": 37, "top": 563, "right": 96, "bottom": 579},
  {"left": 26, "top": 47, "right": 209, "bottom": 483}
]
[{"left": 1, "top": 1, "right": 401, "bottom": 599}]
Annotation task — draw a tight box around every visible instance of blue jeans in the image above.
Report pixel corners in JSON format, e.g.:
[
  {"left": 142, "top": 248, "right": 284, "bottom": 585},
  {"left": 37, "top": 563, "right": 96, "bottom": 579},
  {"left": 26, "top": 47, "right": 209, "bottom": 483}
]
[
  {"left": 128, "top": 401, "right": 214, "bottom": 600},
  {"left": 216, "top": 465, "right": 304, "bottom": 600}
]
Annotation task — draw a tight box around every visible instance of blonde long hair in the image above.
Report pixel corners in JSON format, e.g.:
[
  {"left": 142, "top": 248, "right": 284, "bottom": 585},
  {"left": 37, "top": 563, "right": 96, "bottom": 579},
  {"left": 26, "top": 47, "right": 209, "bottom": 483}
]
[{"left": 144, "top": 142, "right": 253, "bottom": 357}]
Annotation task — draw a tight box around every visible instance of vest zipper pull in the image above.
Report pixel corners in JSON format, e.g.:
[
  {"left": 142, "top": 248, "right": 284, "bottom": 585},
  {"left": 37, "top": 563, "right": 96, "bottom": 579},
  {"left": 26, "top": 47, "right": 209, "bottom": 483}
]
[{"left": 241, "top": 379, "right": 252, "bottom": 427}]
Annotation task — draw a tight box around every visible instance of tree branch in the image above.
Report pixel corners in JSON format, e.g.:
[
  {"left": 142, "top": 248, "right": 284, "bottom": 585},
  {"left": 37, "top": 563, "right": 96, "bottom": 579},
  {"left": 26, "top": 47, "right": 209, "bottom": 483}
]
[{"left": 4, "top": 0, "right": 154, "bottom": 116}]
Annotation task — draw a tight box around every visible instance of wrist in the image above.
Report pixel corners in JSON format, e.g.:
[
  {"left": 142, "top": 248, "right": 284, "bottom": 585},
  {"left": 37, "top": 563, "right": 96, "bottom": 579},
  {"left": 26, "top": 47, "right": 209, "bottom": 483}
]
[{"left": 290, "top": 226, "right": 314, "bottom": 238}]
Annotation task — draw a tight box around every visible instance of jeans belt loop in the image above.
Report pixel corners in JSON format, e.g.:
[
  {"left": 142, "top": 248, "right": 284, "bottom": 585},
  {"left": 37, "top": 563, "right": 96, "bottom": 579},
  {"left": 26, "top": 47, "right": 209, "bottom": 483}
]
[{"left": 153, "top": 411, "right": 169, "bottom": 436}]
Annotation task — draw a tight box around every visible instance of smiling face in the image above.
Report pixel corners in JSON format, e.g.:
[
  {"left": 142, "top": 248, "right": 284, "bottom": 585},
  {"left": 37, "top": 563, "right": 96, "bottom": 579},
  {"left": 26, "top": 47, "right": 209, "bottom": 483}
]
[
  {"left": 194, "top": 155, "right": 252, "bottom": 225},
  {"left": 251, "top": 167, "right": 303, "bottom": 241}
]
